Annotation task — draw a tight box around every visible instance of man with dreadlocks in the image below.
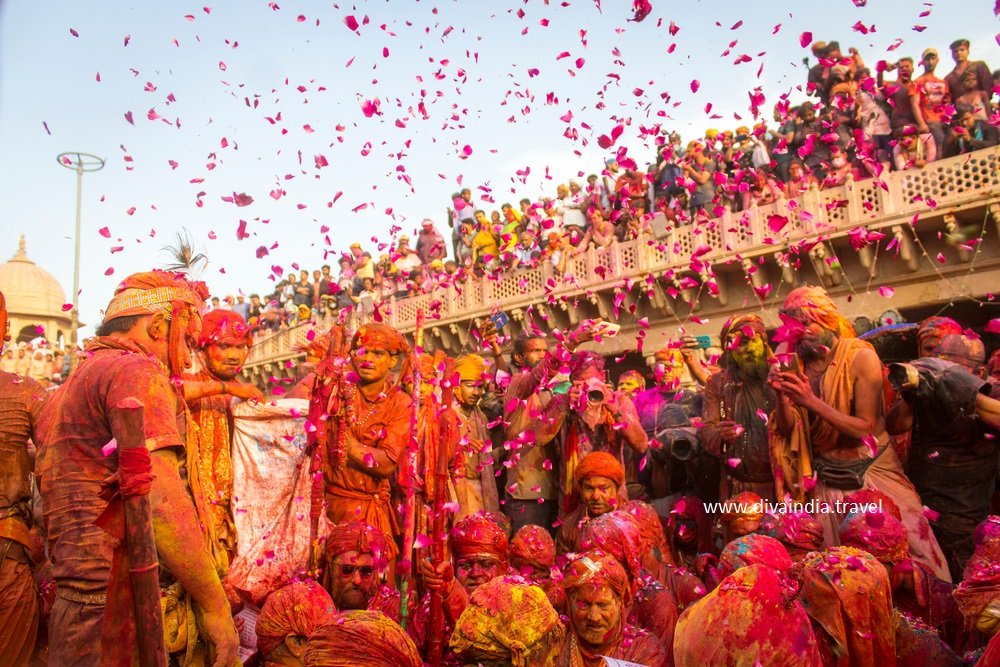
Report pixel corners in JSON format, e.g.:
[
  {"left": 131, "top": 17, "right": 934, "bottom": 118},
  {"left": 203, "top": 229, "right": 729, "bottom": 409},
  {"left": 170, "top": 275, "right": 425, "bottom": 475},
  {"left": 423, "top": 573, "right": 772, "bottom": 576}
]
[
  {"left": 701, "top": 313, "right": 777, "bottom": 501},
  {"left": 35, "top": 271, "right": 238, "bottom": 666}
]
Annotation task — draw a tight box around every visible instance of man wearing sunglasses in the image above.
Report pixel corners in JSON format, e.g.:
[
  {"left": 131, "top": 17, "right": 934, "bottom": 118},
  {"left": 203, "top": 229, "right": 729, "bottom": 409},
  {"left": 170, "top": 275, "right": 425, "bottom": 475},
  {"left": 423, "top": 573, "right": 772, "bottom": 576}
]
[{"left": 323, "top": 521, "right": 401, "bottom": 621}]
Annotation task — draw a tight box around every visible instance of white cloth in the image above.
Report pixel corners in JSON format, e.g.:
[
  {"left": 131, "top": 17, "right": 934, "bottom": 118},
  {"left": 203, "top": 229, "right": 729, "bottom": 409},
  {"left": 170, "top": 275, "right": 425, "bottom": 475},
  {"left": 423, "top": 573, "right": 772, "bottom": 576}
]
[{"left": 229, "top": 398, "right": 327, "bottom": 603}]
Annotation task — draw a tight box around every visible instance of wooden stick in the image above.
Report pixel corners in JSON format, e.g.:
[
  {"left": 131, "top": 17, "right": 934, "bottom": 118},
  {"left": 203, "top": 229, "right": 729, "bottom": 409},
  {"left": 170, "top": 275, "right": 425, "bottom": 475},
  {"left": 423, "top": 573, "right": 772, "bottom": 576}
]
[
  {"left": 399, "top": 309, "right": 425, "bottom": 628},
  {"left": 115, "top": 397, "right": 167, "bottom": 667}
]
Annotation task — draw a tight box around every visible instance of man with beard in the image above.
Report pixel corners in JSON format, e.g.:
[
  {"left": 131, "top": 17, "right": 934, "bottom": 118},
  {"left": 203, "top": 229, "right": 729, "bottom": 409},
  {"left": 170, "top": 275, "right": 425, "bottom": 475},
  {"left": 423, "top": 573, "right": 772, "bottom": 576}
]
[
  {"left": 555, "top": 452, "right": 628, "bottom": 554},
  {"left": 701, "top": 314, "right": 777, "bottom": 501},
  {"left": 769, "top": 286, "right": 950, "bottom": 581},
  {"left": 323, "top": 521, "right": 401, "bottom": 620},
  {"left": 0, "top": 290, "right": 45, "bottom": 665},
  {"left": 183, "top": 309, "right": 264, "bottom": 568}
]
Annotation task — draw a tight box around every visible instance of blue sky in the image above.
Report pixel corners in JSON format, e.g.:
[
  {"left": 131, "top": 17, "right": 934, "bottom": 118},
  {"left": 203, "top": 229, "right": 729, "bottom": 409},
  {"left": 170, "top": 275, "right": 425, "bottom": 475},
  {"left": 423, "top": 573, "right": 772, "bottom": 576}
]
[{"left": 0, "top": 0, "right": 997, "bottom": 332}]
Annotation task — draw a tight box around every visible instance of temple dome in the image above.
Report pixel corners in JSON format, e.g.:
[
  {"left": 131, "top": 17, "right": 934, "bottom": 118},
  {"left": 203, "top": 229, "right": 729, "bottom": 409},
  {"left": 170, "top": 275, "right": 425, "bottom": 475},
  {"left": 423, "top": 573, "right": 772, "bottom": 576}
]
[{"left": 0, "top": 236, "right": 72, "bottom": 344}]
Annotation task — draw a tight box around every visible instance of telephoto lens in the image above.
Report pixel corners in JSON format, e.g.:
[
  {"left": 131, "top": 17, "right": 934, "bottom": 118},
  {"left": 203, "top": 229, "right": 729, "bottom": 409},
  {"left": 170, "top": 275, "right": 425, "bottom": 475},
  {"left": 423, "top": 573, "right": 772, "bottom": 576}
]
[{"left": 587, "top": 389, "right": 605, "bottom": 402}]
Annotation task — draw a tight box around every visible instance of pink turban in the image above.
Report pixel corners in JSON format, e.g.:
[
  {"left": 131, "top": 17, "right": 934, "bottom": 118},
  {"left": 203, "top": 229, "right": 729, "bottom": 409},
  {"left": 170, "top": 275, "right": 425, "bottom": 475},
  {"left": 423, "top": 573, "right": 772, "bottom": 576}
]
[{"left": 256, "top": 580, "right": 335, "bottom": 658}]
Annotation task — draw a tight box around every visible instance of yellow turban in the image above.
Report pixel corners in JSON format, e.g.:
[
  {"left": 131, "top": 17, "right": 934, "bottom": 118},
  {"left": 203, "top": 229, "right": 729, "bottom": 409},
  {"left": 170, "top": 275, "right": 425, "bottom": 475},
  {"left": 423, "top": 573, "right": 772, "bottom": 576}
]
[{"left": 455, "top": 354, "right": 488, "bottom": 382}]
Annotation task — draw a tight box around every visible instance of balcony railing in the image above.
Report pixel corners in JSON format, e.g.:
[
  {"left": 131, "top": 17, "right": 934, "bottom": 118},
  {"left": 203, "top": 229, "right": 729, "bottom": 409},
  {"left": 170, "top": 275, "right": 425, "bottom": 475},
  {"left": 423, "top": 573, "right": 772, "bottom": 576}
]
[{"left": 245, "top": 146, "right": 1000, "bottom": 369}]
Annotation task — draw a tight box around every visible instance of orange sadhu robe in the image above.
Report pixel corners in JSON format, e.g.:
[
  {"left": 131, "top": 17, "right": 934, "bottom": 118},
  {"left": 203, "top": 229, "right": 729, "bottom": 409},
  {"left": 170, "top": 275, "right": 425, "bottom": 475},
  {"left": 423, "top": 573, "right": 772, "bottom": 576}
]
[{"left": 325, "top": 386, "right": 412, "bottom": 559}]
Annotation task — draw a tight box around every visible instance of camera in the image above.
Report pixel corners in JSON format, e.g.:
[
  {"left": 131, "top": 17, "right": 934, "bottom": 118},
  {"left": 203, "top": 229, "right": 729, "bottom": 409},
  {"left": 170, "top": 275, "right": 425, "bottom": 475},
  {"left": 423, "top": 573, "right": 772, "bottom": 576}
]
[
  {"left": 583, "top": 377, "right": 610, "bottom": 404},
  {"left": 653, "top": 427, "right": 701, "bottom": 462}
]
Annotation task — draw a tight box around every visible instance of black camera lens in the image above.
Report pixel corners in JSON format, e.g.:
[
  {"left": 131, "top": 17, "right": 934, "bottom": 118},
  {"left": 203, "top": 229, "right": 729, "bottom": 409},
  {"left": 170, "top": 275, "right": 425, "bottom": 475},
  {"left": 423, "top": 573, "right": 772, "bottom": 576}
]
[{"left": 587, "top": 389, "right": 605, "bottom": 402}]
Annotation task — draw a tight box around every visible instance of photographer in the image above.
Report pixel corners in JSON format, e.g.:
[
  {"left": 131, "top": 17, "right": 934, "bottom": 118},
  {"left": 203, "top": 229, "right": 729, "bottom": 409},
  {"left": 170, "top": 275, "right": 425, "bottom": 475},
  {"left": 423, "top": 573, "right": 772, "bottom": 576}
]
[
  {"left": 531, "top": 351, "right": 647, "bottom": 516},
  {"left": 887, "top": 332, "right": 1000, "bottom": 581}
]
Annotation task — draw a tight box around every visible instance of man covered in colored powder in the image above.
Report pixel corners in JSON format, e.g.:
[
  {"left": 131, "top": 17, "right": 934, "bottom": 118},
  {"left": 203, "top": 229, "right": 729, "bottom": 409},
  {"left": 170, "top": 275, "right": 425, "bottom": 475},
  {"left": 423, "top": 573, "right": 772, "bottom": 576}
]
[
  {"left": 452, "top": 353, "right": 500, "bottom": 520},
  {"left": 449, "top": 576, "right": 565, "bottom": 666},
  {"left": 324, "top": 323, "right": 412, "bottom": 574},
  {"left": 0, "top": 289, "right": 45, "bottom": 665},
  {"left": 555, "top": 451, "right": 628, "bottom": 555},
  {"left": 412, "top": 512, "right": 509, "bottom": 663},
  {"left": 701, "top": 313, "right": 777, "bottom": 501},
  {"left": 508, "top": 524, "right": 565, "bottom": 613},
  {"left": 322, "top": 520, "right": 401, "bottom": 621},
  {"left": 182, "top": 308, "right": 263, "bottom": 568},
  {"left": 305, "top": 610, "right": 422, "bottom": 667},
  {"left": 35, "top": 271, "right": 238, "bottom": 666},
  {"left": 769, "top": 285, "right": 949, "bottom": 581},
  {"left": 558, "top": 549, "right": 670, "bottom": 667},
  {"left": 255, "top": 580, "right": 335, "bottom": 667}
]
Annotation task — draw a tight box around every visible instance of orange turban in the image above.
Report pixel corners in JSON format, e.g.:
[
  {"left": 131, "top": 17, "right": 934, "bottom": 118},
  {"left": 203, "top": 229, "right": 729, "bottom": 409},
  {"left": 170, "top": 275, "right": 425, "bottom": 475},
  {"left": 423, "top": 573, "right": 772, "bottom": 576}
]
[
  {"left": 256, "top": 581, "right": 335, "bottom": 658},
  {"left": 838, "top": 510, "right": 909, "bottom": 564},
  {"left": 578, "top": 511, "right": 643, "bottom": 585},
  {"left": 454, "top": 354, "right": 487, "bottom": 382},
  {"left": 325, "top": 522, "right": 391, "bottom": 573},
  {"left": 509, "top": 525, "right": 556, "bottom": 571},
  {"left": 451, "top": 513, "right": 509, "bottom": 561},
  {"left": 781, "top": 286, "right": 855, "bottom": 339},
  {"left": 198, "top": 309, "right": 252, "bottom": 348},
  {"left": 562, "top": 549, "right": 630, "bottom": 601},
  {"left": 103, "top": 270, "right": 208, "bottom": 322},
  {"left": 623, "top": 501, "right": 668, "bottom": 556},
  {"left": 574, "top": 451, "right": 625, "bottom": 489},
  {"left": 721, "top": 491, "right": 765, "bottom": 525},
  {"left": 352, "top": 323, "right": 409, "bottom": 356},
  {"left": 304, "top": 611, "right": 421, "bottom": 667},
  {"left": 654, "top": 346, "right": 684, "bottom": 365},
  {"left": 449, "top": 576, "right": 564, "bottom": 667},
  {"left": 718, "top": 534, "right": 793, "bottom": 579},
  {"left": 917, "top": 316, "right": 962, "bottom": 355}
]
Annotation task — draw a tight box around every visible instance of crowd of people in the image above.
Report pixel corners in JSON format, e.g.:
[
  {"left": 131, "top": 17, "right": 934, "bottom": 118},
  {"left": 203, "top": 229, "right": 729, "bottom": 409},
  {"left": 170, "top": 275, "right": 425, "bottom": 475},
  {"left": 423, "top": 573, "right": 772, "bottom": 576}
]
[
  {"left": 4, "top": 264, "right": 1000, "bottom": 666},
  {"left": 233, "top": 36, "right": 997, "bottom": 329},
  {"left": 0, "top": 341, "right": 68, "bottom": 387}
]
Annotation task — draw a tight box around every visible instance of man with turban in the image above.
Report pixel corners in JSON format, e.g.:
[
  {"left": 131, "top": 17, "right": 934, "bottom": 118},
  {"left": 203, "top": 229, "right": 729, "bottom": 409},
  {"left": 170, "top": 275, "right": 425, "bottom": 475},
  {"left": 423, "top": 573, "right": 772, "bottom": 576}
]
[
  {"left": 555, "top": 451, "right": 627, "bottom": 555},
  {"left": 256, "top": 580, "right": 335, "bottom": 666},
  {"left": 720, "top": 490, "right": 766, "bottom": 542},
  {"left": 413, "top": 512, "right": 510, "bottom": 661},
  {"left": 770, "top": 285, "right": 949, "bottom": 581},
  {"left": 839, "top": 509, "right": 967, "bottom": 652},
  {"left": 887, "top": 333, "right": 1000, "bottom": 581},
  {"left": 623, "top": 500, "right": 707, "bottom": 606},
  {"left": 674, "top": 563, "right": 822, "bottom": 667},
  {"left": 182, "top": 309, "right": 263, "bottom": 567},
  {"left": 509, "top": 525, "right": 565, "bottom": 612},
  {"left": 323, "top": 521, "right": 400, "bottom": 621},
  {"left": 450, "top": 576, "right": 565, "bottom": 666},
  {"left": 795, "top": 546, "right": 896, "bottom": 666},
  {"left": 763, "top": 510, "right": 825, "bottom": 562},
  {"left": 578, "top": 510, "right": 694, "bottom": 658},
  {"left": 558, "top": 550, "right": 670, "bottom": 667},
  {"left": 453, "top": 354, "right": 500, "bottom": 519},
  {"left": 324, "top": 323, "right": 413, "bottom": 571},
  {"left": 633, "top": 344, "right": 711, "bottom": 502},
  {"left": 35, "top": 271, "right": 238, "bottom": 666},
  {"left": 715, "top": 533, "right": 794, "bottom": 582},
  {"left": 304, "top": 610, "right": 421, "bottom": 667},
  {"left": 916, "top": 316, "right": 963, "bottom": 358},
  {"left": 0, "top": 290, "right": 45, "bottom": 665},
  {"left": 702, "top": 313, "right": 777, "bottom": 501}
]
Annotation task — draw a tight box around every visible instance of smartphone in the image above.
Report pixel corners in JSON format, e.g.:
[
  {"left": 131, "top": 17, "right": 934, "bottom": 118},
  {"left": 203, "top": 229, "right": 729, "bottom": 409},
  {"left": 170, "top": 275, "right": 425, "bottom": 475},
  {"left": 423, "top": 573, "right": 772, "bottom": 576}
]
[
  {"left": 778, "top": 353, "right": 801, "bottom": 374},
  {"left": 693, "top": 335, "right": 712, "bottom": 349},
  {"left": 593, "top": 321, "right": 621, "bottom": 338},
  {"left": 489, "top": 311, "right": 510, "bottom": 331}
]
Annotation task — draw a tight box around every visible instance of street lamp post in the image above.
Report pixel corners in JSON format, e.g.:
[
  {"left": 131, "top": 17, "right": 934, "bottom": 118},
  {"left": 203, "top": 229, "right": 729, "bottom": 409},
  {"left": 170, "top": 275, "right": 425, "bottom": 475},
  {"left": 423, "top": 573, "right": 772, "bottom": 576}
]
[{"left": 57, "top": 152, "right": 105, "bottom": 364}]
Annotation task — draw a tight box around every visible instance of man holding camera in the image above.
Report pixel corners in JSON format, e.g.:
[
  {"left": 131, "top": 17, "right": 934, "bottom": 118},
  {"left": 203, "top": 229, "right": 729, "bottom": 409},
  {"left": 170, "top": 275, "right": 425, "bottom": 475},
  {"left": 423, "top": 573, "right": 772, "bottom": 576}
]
[
  {"left": 530, "top": 350, "right": 647, "bottom": 517},
  {"left": 887, "top": 331, "right": 1000, "bottom": 581}
]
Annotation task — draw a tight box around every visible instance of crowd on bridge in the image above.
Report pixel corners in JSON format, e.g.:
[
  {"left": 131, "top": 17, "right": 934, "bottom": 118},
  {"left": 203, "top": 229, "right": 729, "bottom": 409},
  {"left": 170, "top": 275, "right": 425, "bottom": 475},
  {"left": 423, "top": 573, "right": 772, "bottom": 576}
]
[
  {"left": 5, "top": 265, "right": 1000, "bottom": 666},
  {"left": 233, "top": 35, "right": 998, "bottom": 334}
]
